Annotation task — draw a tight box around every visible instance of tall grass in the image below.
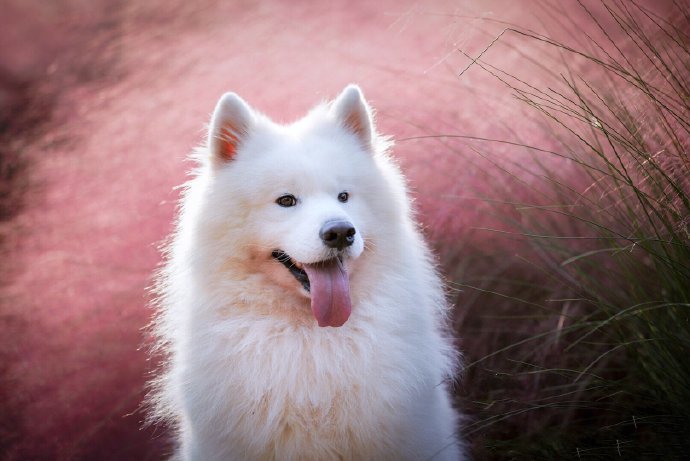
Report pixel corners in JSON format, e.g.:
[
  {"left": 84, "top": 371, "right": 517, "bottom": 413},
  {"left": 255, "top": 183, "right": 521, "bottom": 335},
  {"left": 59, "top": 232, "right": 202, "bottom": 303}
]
[{"left": 446, "top": 1, "right": 689, "bottom": 459}]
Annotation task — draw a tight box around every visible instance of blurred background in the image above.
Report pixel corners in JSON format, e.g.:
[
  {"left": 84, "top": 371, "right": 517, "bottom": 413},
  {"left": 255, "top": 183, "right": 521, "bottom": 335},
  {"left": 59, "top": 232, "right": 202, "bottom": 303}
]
[{"left": 1, "top": 0, "right": 688, "bottom": 459}]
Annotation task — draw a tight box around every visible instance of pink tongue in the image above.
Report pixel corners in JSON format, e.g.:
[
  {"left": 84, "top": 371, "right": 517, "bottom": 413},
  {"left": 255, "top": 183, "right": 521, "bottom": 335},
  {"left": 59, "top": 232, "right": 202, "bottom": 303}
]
[{"left": 303, "top": 258, "right": 351, "bottom": 327}]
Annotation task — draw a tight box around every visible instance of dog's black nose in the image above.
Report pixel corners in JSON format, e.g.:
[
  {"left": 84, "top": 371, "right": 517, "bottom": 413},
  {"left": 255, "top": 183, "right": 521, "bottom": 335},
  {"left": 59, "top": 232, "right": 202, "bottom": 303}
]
[{"left": 320, "top": 220, "right": 356, "bottom": 250}]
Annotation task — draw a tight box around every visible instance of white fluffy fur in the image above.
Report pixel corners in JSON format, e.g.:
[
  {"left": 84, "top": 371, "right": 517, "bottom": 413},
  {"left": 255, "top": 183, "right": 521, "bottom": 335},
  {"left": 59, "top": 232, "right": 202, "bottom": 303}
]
[{"left": 150, "top": 85, "right": 466, "bottom": 460}]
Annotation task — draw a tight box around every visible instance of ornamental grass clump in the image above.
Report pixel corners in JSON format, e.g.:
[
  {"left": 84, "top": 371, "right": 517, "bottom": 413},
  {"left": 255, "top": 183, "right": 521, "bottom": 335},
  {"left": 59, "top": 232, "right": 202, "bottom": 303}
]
[{"left": 447, "top": 1, "right": 689, "bottom": 458}]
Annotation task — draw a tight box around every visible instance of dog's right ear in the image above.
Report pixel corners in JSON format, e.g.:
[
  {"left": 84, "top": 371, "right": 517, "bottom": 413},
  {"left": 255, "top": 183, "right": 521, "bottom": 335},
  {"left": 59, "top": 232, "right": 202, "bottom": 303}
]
[
  {"left": 330, "top": 84, "right": 374, "bottom": 152},
  {"left": 208, "top": 92, "right": 254, "bottom": 164}
]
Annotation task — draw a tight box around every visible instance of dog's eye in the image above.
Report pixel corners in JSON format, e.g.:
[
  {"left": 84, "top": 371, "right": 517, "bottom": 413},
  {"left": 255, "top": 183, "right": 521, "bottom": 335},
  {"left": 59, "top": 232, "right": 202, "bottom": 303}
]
[
  {"left": 338, "top": 192, "right": 349, "bottom": 203},
  {"left": 276, "top": 194, "right": 297, "bottom": 207}
]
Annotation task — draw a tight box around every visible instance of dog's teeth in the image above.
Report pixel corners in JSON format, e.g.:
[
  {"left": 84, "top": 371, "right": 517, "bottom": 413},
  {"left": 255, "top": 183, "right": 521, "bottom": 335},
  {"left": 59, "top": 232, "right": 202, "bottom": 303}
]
[{"left": 294, "top": 261, "right": 304, "bottom": 269}]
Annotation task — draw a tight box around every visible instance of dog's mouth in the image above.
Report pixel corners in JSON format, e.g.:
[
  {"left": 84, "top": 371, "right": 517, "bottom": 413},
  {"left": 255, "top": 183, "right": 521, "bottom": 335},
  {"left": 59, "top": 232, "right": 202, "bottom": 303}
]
[
  {"left": 271, "top": 250, "right": 351, "bottom": 328},
  {"left": 271, "top": 250, "right": 311, "bottom": 292}
]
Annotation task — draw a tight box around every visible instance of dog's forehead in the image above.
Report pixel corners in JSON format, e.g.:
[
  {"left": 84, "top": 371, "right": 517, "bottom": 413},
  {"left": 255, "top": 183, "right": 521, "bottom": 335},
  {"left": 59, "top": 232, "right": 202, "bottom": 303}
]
[
  {"left": 226, "top": 120, "right": 375, "bottom": 197},
  {"left": 255, "top": 131, "right": 363, "bottom": 169},
  {"left": 228, "top": 150, "right": 349, "bottom": 200},
  {"left": 265, "top": 150, "right": 353, "bottom": 189}
]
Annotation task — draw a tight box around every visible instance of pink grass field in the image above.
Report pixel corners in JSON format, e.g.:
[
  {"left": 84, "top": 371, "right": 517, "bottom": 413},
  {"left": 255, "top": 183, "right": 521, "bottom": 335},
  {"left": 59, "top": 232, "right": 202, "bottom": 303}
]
[{"left": 0, "top": 1, "right": 683, "bottom": 459}]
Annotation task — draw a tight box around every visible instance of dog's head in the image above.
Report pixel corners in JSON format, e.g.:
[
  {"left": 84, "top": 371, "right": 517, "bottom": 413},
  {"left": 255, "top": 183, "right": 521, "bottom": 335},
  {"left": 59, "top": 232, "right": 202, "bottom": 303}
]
[{"left": 198, "top": 85, "right": 404, "bottom": 327}]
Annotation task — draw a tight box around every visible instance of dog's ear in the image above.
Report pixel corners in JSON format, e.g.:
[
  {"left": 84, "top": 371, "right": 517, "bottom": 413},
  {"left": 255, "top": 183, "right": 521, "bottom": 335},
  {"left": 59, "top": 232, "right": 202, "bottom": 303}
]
[
  {"left": 330, "top": 84, "right": 374, "bottom": 151},
  {"left": 208, "top": 92, "right": 254, "bottom": 163}
]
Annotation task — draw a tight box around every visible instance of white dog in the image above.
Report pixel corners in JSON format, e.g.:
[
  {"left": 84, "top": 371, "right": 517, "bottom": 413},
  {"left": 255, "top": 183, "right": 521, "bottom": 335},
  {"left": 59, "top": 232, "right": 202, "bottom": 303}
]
[{"left": 150, "top": 85, "right": 466, "bottom": 460}]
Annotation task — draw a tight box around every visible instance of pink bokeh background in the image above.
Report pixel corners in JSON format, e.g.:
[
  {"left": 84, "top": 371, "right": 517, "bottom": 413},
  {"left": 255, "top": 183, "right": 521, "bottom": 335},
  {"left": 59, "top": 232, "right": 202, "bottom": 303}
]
[{"left": 0, "top": 0, "right": 681, "bottom": 459}]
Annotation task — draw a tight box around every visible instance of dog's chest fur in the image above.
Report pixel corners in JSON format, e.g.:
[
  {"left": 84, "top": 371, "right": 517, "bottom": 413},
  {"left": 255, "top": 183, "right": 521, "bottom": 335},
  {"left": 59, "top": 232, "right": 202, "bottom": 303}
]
[{"left": 181, "top": 302, "right": 433, "bottom": 459}]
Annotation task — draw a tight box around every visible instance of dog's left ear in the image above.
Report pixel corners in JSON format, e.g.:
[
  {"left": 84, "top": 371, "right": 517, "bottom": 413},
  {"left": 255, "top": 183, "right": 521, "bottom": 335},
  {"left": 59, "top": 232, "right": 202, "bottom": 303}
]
[
  {"left": 208, "top": 92, "right": 254, "bottom": 164},
  {"left": 330, "top": 84, "right": 374, "bottom": 152}
]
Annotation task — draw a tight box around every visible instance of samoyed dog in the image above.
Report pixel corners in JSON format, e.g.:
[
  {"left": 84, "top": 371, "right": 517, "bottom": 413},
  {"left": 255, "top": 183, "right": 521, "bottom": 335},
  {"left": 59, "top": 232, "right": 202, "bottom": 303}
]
[{"left": 150, "top": 85, "right": 466, "bottom": 460}]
